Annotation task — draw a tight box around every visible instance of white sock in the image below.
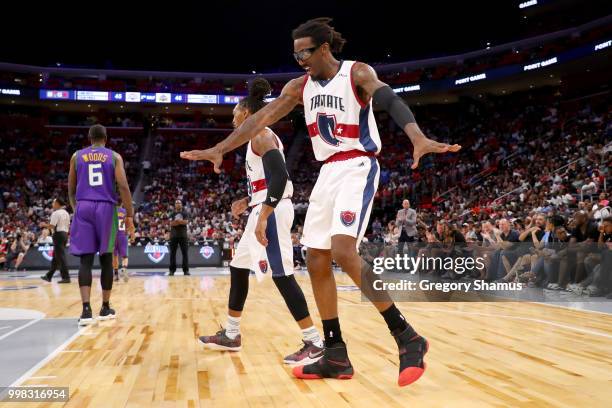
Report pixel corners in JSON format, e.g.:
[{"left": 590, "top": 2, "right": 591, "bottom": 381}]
[
  {"left": 302, "top": 326, "right": 324, "bottom": 348},
  {"left": 225, "top": 315, "right": 241, "bottom": 339}
]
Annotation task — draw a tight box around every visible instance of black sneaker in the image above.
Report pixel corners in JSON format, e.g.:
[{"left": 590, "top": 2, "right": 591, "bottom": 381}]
[
  {"left": 199, "top": 328, "right": 242, "bottom": 351},
  {"left": 98, "top": 306, "right": 116, "bottom": 321},
  {"left": 40, "top": 275, "right": 52, "bottom": 282},
  {"left": 58, "top": 279, "right": 71, "bottom": 284},
  {"left": 292, "top": 342, "right": 354, "bottom": 380},
  {"left": 184, "top": 271, "right": 191, "bottom": 276},
  {"left": 78, "top": 308, "right": 95, "bottom": 326},
  {"left": 169, "top": 272, "right": 175, "bottom": 276},
  {"left": 393, "top": 328, "right": 428, "bottom": 387}
]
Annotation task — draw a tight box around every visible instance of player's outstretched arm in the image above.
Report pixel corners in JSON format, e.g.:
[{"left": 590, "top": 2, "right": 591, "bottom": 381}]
[
  {"left": 351, "top": 62, "right": 461, "bottom": 168},
  {"left": 180, "top": 77, "right": 304, "bottom": 173},
  {"left": 114, "top": 153, "right": 136, "bottom": 238},
  {"left": 68, "top": 153, "right": 77, "bottom": 212},
  {"left": 252, "top": 129, "right": 289, "bottom": 247}
]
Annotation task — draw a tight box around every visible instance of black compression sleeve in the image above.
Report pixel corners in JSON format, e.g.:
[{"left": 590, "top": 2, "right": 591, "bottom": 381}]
[
  {"left": 262, "top": 149, "right": 288, "bottom": 208},
  {"left": 372, "top": 85, "right": 415, "bottom": 129}
]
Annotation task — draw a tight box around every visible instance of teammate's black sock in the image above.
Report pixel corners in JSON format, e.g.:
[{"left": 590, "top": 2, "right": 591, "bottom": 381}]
[
  {"left": 322, "top": 318, "right": 344, "bottom": 347},
  {"left": 83, "top": 302, "right": 91, "bottom": 310},
  {"left": 381, "top": 304, "right": 412, "bottom": 334},
  {"left": 114, "top": 269, "right": 118, "bottom": 276},
  {"left": 102, "top": 301, "right": 110, "bottom": 309}
]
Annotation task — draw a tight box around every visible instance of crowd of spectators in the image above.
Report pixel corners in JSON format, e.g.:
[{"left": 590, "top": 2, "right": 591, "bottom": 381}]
[
  {"left": 1, "top": 86, "right": 610, "bottom": 299},
  {"left": 0, "top": 115, "right": 142, "bottom": 269}
]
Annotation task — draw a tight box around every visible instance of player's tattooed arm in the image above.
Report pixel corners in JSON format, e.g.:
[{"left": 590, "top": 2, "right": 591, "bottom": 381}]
[
  {"left": 180, "top": 76, "right": 305, "bottom": 173},
  {"left": 351, "top": 62, "right": 461, "bottom": 168},
  {"left": 68, "top": 153, "right": 77, "bottom": 212}
]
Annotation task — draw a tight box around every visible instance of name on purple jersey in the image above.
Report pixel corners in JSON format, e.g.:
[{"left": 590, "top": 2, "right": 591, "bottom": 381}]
[
  {"left": 310, "top": 95, "right": 345, "bottom": 112},
  {"left": 82, "top": 152, "right": 110, "bottom": 163}
]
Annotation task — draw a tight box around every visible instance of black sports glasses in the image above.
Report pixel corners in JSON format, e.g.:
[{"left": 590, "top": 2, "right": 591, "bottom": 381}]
[{"left": 293, "top": 45, "right": 321, "bottom": 62}]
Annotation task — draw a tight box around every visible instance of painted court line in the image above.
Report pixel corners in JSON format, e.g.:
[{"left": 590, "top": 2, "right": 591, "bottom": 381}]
[
  {"left": 0, "top": 318, "right": 42, "bottom": 342},
  {"left": 10, "top": 326, "right": 90, "bottom": 387}
]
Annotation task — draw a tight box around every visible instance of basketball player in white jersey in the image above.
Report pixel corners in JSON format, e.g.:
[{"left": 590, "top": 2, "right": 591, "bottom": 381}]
[
  {"left": 198, "top": 78, "right": 325, "bottom": 365},
  {"left": 181, "top": 18, "right": 461, "bottom": 387}
]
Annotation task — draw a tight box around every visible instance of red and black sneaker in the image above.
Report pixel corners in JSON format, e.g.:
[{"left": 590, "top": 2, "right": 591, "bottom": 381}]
[
  {"left": 292, "top": 342, "right": 354, "bottom": 380},
  {"left": 393, "top": 327, "right": 429, "bottom": 387}
]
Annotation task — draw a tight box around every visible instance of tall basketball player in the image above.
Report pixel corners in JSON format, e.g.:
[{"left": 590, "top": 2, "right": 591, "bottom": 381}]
[
  {"left": 68, "top": 124, "right": 135, "bottom": 326},
  {"left": 181, "top": 18, "right": 461, "bottom": 386},
  {"left": 197, "top": 78, "right": 325, "bottom": 364},
  {"left": 113, "top": 200, "right": 133, "bottom": 282}
]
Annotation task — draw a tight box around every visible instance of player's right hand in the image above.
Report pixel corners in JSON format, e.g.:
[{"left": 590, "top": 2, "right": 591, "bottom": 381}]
[
  {"left": 180, "top": 147, "right": 223, "bottom": 174},
  {"left": 231, "top": 198, "right": 248, "bottom": 218}
]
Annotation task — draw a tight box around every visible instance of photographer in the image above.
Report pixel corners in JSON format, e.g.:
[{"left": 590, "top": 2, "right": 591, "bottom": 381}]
[{"left": 4, "top": 234, "right": 30, "bottom": 271}]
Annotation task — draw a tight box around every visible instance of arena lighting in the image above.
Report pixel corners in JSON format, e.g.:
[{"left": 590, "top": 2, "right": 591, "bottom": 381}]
[
  {"left": 392, "top": 84, "right": 421, "bottom": 93},
  {"left": 523, "top": 56, "right": 557, "bottom": 71},
  {"left": 454, "top": 73, "right": 486, "bottom": 85},
  {"left": 0, "top": 88, "right": 21, "bottom": 95},
  {"left": 518, "top": 0, "right": 537, "bottom": 9},
  {"left": 30, "top": 38, "right": 612, "bottom": 105},
  {"left": 594, "top": 40, "right": 611, "bottom": 51}
]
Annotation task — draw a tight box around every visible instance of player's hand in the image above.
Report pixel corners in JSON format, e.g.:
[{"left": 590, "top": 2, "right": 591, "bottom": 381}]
[
  {"left": 410, "top": 134, "right": 461, "bottom": 169},
  {"left": 255, "top": 216, "right": 268, "bottom": 247},
  {"left": 180, "top": 147, "right": 223, "bottom": 174},
  {"left": 254, "top": 204, "right": 274, "bottom": 247},
  {"left": 126, "top": 216, "right": 136, "bottom": 242},
  {"left": 231, "top": 198, "right": 249, "bottom": 218}
]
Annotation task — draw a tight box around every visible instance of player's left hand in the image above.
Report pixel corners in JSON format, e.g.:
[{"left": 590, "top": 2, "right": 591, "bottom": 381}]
[
  {"left": 411, "top": 135, "right": 461, "bottom": 169},
  {"left": 180, "top": 147, "right": 223, "bottom": 174},
  {"left": 126, "top": 216, "right": 136, "bottom": 242},
  {"left": 255, "top": 216, "right": 268, "bottom": 247}
]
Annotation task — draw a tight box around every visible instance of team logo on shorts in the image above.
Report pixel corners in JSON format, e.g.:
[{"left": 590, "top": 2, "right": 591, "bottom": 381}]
[
  {"left": 340, "top": 211, "right": 356, "bottom": 227},
  {"left": 258, "top": 260, "right": 268, "bottom": 274},
  {"left": 38, "top": 244, "right": 54, "bottom": 261},
  {"left": 199, "top": 245, "right": 214, "bottom": 259},
  {"left": 144, "top": 243, "right": 169, "bottom": 263}
]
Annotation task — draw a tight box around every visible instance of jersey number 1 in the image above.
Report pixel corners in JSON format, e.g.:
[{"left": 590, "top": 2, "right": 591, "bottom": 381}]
[{"left": 88, "top": 163, "right": 103, "bottom": 186}]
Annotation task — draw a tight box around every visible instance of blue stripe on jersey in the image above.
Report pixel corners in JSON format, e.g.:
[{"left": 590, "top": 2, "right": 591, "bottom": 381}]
[
  {"left": 357, "top": 157, "right": 379, "bottom": 236},
  {"left": 359, "top": 105, "right": 378, "bottom": 152},
  {"left": 265, "top": 212, "right": 285, "bottom": 277}
]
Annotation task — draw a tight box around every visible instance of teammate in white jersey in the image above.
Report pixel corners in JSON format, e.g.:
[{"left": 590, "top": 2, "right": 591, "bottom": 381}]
[
  {"left": 197, "top": 78, "right": 324, "bottom": 365},
  {"left": 181, "top": 18, "right": 461, "bottom": 387}
]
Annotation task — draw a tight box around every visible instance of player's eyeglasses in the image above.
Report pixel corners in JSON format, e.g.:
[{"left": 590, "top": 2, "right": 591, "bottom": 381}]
[{"left": 293, "top": 45, "right": 321, "bottom": 62}]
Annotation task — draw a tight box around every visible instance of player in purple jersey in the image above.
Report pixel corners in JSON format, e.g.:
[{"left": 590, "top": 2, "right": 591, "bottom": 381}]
[
  {"left": 68, "top": 124, "right": 135, "bottom": 326},
  {"left": 113, "top": 202, "right": 133, "bottom": 283}
]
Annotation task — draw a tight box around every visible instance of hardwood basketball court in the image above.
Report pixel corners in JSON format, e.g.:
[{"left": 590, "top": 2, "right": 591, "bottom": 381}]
[{"left": 1, "top": 270, "right": 611, "bottom": 407}]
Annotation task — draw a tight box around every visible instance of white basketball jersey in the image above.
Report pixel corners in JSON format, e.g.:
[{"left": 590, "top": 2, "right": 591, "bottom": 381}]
[
  {"left": 245, "top": 129, "right": 293, "bottom": 207},
  {"left": 302, "top": 60, "right": 382, "bottom": 162}
]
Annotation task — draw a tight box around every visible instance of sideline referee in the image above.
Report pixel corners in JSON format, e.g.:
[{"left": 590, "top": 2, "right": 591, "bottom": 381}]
[
  {"left": 40, "top": 198, "right": 71, "bottom": 283},
  {"left": 169, "top": 199, "right": 190, "bottom": 276}
]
